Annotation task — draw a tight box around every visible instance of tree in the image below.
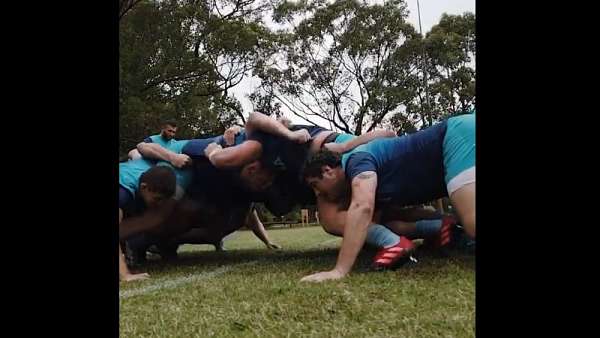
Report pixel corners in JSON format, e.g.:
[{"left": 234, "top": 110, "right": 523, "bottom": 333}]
[
  {"left": 424, "top": 13, "right": 476, "bottom": 121},
  {"left": 119, "top": 0, "right": 274, "bottom": 155},
  {"left": 119, "top": 0, "right": 476, "bottom": 151},
  {"left": 252, "top": 0, "right": 421, "bottom": 134},
  {"left": 251, "top": 1, "right": 475, "bottom": 135}
]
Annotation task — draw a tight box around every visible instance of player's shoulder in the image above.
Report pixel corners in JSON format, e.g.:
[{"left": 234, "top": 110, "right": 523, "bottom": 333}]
[
  {"left": 342, "top": 148, "right": 376, "bottom": 171},
  {"left": 120, "top": 158, "right": 154, "bottom": 170}
]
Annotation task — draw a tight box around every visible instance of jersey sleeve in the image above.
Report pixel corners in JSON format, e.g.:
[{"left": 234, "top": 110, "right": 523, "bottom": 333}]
[{"left": 344, "top": 152, "right": 378, "bottom": 180}]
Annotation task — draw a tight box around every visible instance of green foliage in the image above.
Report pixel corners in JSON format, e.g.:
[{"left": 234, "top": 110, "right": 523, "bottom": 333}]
[
  {"left": 252, "top": 2, "right": 475, "bottom": 134},
  {"left": 119, "top": 0, "right": 274, "bottom": 155},
  {"left": 120, "top": 1, "right": 475, "bottom": 152}
]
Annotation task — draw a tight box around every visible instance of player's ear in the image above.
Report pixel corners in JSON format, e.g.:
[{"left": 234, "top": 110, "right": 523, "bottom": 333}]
[
  {"left": 139, "top": 182, "right": 148, "bottom": 191},
  {"left": 243, "top": 160, "right": 260, "bottom": 175},
  {"left": 322, "top": 165, "right": 332, "bottom": 177}
]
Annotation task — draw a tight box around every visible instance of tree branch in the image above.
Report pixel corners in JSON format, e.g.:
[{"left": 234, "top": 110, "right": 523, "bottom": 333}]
[
  {"left": 143, "top": 70, "right": 212, "bottom": 91},
  {"left": 119, "top": 0, "right": 144, "bottom": 22},
  {"left": 273, "top": 94, "right": 321, "bottom": 126}
]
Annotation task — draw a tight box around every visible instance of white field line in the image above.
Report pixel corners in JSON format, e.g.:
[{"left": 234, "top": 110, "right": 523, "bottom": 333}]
[
  {"left": 120, "top": 261, "right": 257, "bottom": 299},
  {"left": 121, "top": 238, "right": 341, "bottom": 299}
]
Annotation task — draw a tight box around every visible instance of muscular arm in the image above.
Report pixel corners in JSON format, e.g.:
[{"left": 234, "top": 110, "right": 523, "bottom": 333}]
[
  {"left": 128, "top": 149, "right": 143, "bottom": 160},
  {"left": 137, "top": 142, "right": 190, "bottom": 168},
  {"left": 207, "top": 140, "right": 263, "bottom": 168},
  {"left": 301, "top": 171, "right": 377, "bottom": 282},
  {"left": 246, "top": 112, "right": 310, "bottom": 144},
  {"left": 246, "top": 112, "right": 294, "bottom": 139}
]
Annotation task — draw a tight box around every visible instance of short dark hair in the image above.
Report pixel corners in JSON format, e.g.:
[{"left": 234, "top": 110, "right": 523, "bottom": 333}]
[
  {"left": 303, "top": 149, "right": 342, "bottom": 179},
  {"left": 162, "top": 120, "right": 177, "bottom": 128},
  {"left": 139, "top": 166, "right": 176, "bottom": 198}
]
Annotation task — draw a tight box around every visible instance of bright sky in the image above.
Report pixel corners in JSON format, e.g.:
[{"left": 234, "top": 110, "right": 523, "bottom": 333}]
[{"left": 229, "top": 0, "right": 475, "bottom": 128}]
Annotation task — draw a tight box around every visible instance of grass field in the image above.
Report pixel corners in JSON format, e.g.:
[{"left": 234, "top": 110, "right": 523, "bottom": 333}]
[{"left": 120, "top": 226, "right": 475, "bottom": 337}]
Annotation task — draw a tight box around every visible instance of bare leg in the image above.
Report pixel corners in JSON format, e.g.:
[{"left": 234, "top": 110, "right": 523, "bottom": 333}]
[
  {"left": 384, "top": 220, "right": 417, "bottom": 235},
  {"left": 449, "top": 182, "right": 475, "bottom": 238}
]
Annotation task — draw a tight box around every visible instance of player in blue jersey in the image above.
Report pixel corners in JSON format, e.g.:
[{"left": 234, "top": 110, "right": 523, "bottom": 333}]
[
  {"left": 300, "top": 112, "right": 475, "bottom": 282},
  {"left": 210, "top": 112, "right": 456, "bottom": 269},
  {"left": 128, "top": 120, "right": 180, "bottom": 161},
  {"left": 119, "top": 160, "right": 177, "bottom": 282},
  {"left": 123, "top": 129, "right": 280, "bottom": 264}
]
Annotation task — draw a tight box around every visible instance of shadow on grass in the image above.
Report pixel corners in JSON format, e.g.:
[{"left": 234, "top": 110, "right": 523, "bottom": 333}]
[
  {"left": 141, "top": 245, "right": 474, "bottom": 276},
  {"left": 142, "top": 247, "right": 341, "bottom": 271}
]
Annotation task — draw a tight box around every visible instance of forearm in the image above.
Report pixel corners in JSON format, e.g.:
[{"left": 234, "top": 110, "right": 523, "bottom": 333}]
[
  {"left": 341, "top": 129, "right": 396, "bottom": 152},
  {"left": 118, "top": 210, "right": 129, "bottom": 276},
  {"left": 208, "top": 142, "right": 261, "bottom": 168},
  {"left": 333, "top": 205, "right": 373, "bottom": 275},
  {"left": 208, "top": 147, "right": 243, "bottom": 168},
  {"left": 137, "top": 143, "right": 177, "bottom": 162},
  {"left": 119, "top": 243, "right": 130, "bottom": 277},
  {"left": 247, "top": 210, "right": 271, "bottom": 245},
  {"left": 246, "top": 112, "right": 293, "bottom": 139},
  {"left": 128, "top": 149, "right": 142, "bottom": 160}
]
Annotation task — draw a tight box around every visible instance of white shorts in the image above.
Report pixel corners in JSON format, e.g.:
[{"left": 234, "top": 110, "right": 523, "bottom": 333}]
[{"left": 447, "top": 166, "right": 475, "bottom": 196}]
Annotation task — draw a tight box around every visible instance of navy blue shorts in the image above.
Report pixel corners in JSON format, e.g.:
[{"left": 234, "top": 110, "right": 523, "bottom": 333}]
[{"left": 119, "top": 186, "right": 134, "bottom": 209}]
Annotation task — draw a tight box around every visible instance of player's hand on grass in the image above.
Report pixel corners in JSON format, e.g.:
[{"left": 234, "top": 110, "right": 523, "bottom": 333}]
[
  {"left": 266, "top": 242, "right": 282, "bottom": 250},
  {"left": 170, "top": 153, "right": 191, "bottom": 168},
  {"left": 224, "top": 126, "right": 242, "bottom": 146},
  {"left": 323, "top": 142, "right": 347, "bottom": 153},
  {"left": 121, "top": 272, "right": 150, "bottom": 282},
  {"left": 300, "top": 269, "right": 346, "bottom": 282},
  {"left": 205, "top": 142, "right": 223, "bottom": 158},
  {"left": 288, "top": 129, "right": 311, "bottom": 144}
]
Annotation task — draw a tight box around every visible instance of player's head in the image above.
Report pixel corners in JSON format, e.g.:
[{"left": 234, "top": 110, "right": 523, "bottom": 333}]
[
  {"left": 303, "top": 149, "right": 347, "bottom": 202},
  {"left": 239, "top": 160, "right": 275, "bottom": 192},
  {"left": 160, "top": 120, "right": 177, "bottom": 140},
  {"left": 138, "top": 166, "right": 176, "bottom": 207}
]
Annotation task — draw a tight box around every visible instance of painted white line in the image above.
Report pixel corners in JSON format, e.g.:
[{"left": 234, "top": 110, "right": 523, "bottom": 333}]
[
  {"left": 120, "top": 261, "right": 257, "bottom": 299},
  {"left": 122, "top": 238, "right": 340, "bottom": 298}
]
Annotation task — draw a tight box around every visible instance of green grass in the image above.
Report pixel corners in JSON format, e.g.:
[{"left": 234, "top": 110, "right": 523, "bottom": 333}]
[{"left": 120, "top": 226, "right": 475, "bottom": 338}]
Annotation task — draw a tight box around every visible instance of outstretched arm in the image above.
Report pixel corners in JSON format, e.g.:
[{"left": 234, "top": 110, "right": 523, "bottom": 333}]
[
  {"left": 119, "top": 208, "right": 149, "bottom": 282},
  {"left": 301, "top": 171, "right": 377, "bottom": 282},
  {"left": 246, "top": 209, "right": 281, "bottom": 249},
  {"left": 324, "top": 129, "right": 396, "bottom": 153}
]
